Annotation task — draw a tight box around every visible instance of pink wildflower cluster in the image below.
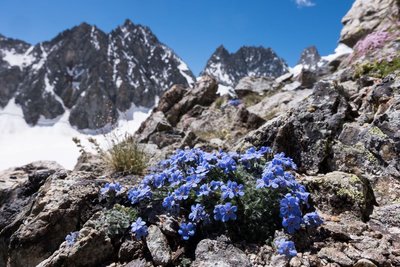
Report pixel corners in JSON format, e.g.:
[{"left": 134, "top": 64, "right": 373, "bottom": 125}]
[{"left": 354, "top": 31, "right": 391, "bottom": 56}]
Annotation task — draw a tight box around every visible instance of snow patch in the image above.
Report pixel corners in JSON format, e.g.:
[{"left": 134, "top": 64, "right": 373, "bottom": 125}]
[
  {"left": 217, "top": 84, "right": 235, "bottom": 96},
  {"left": 0, "top": 99, "right": 151, "bottom": 171},
  {"left": 1, "top": 46, "right": 35, "bottom": 69},
  {"left": 321, "top": 43, "right": 353, "bottom": 62}
]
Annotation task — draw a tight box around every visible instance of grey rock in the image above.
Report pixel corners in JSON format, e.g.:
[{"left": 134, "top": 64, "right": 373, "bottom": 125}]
[
  {"left": 247, "top": 89, "right": 312, "bottom": 120},
  {"left": 136, "top": 111, "right": 173, "bottom": 143},
  {"left": 145, "top": 225, "right": 171, "bottom": 266},
  {"left": 275, "top": 72, "right": 294, "bottom": 84},
  {"left": 234, "top": 76, "right": 277, "bottom": 97},
  {"left": 202, "top": 45, "right": 289, "bottom": 87},
  {"left": 318, "top": 247, "right": 354, "bottom": 266},
  {"left": 119, "top": 239, "right": 144, "bottom": 263},
  {"left": 369, "top": 204, "right": 400, "bottom": 243},
  {"left": 192, "top": 237, "right": 252, "bottom": 267},
  {"left": 240, "top": 81, "right": 354, "bottom": 174},
  {"left": 0, "top": 161, "right": 64, "bottom": 267},
  {"left": 340, "top": 0, "right": 400, "bottom": 47},
  {"left": 3, "top": 171, "right": 101, "bottom": 267},
  {"left": 353, "top": 259, "right": 377, "bottom": 267},
  {"left": 156, "top": 214, "right": 179, "bottom": 236},
  {"left": 302, "top": 172, "right": 375, "bottom": 220},
  {"left": 268, "top": 255, "right": 289, "bottom": 267},
  {"left": 37, "top": 212, "right": 114, "bottom": 267},
  {"left": 124, "top": 259, "right": 147, "bottom": 267}
]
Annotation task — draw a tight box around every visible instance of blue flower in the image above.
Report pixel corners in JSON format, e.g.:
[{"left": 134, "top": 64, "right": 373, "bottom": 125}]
[
  {"left": 153, "top": 173, "right": 167, "bottom": 188},
  {"left": 282, "top": 215, "right": 302, "bottom": 234},
  {"left": 167, "top": 169, "right": 184, "bottom": 187},
  {"left": 197, "top": 184, "right": 211, "bottom": 197},
  {"left": 221, "top": 180, "right": 245, "bottom": 199},
  {"left": 173, "top": 185, "right": 191, "bottom": 200},
  {"left": 162, "top": 193, "right": 179, "bottom": 210},
  {"left": 178, "top": 222, "right": 196, "bottom": 240},
  {"left": 272, "top": 152, "right": 297, "bottom": 170},
  {"left": 240, "top": 147, "right": 262, "bottom": 161},
  {"left": 217, "top": 154, "right": 237, "bottom": 173},
  {"left": 259, "top": 146, "right": 271, "bottom": 154},
  {"left": 127, "top": 185, "right": 152, "bottom": 205},
  {"left": 210, "top": 180, "right": 223, "bottom": 190},
  {"left": 303, "top": 212, "right": 323, "bottom": 227},
  {"left": 131, "top": 217, "right": 148, "bottom": 239},
  {"left": 279, "top": 194, "right": 301, "bottom": 218},
  {"left": 202, "top": 152, "right": 218, "bottom": 162},
  {"left": 188, "top": 204, "right": 208, "bottom": 222},
  {"left": 276, "top": 239, "right": 297, "bottom": 258},
  {"left": 213, "top": 202, "right": 237, "bottom": 222},
  {"left": 185, "top": 175, "right": 202, "bottom": 188},
  {"left": 65, "top": 231, "right": 79, "bottom": 247},
  {"left": 100, "top": 182, "right": 122, "bottom": 196},
  {"left": 228, "top": 99, "right": 241, "bottom": 107}
]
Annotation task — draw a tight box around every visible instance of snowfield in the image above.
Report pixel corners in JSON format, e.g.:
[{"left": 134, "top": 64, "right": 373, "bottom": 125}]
[{"left": 0, "top": 99, "right": 151, "bottom": 171}]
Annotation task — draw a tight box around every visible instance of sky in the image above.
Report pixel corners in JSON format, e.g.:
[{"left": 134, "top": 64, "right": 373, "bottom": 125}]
[{"left": 0, "top": 0, "right": 353, "bottom": 75}]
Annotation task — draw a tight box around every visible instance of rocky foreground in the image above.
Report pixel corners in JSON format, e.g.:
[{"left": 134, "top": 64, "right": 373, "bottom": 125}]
[{"left": 1, "top": 0, "right": 400, "bottom": 266}]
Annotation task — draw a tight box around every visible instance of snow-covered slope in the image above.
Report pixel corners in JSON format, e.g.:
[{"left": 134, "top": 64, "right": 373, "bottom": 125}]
[{"left": 0, "top": 98, "right": 151, "bottom": 170}]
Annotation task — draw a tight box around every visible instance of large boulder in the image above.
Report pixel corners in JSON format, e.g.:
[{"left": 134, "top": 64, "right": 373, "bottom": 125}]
[
  {"left": 36, "top": 212, "right": 114, "bottom": 267},
  {"left": 302, "top": 172, "right": 376, "bottom": 221},
  {"left": 2, "top": 171, "right": 102, "bottom": 267},
  {"left": 192, "top": 236, "right": 252, "bottom": 267},
  {"left": 239, "top": 81, "right": 355, "bottom": 174},
  {"left": 340, "top": 0, "right": 400, "bottom": 47}
]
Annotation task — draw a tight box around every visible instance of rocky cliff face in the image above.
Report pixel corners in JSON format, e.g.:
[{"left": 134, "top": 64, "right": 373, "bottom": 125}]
[
  {"left": 340, "top": 0, "right": 400, "bottom": 47},
  {"left": 0, "top": 20, "right": 195, "bottom": 130},
  {"left": 201, "top": 45, "right": 288, "bottom": 87}
]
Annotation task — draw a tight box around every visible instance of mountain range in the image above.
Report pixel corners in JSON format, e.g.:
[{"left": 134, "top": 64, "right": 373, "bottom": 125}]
[{"left": 0, "top": 20, "right": 289, "bottom": 130}]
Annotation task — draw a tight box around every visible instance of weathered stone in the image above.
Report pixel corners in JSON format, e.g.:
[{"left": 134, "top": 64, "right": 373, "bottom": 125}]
[
  {"left": 119, "top": 239, "right": 144, "bottom": 263},
  {"left": 156, "top": 214, "right": 179, "bottom": 236},
  {"left": 268, "top": 255, "right": 289, "bottom": 267},
  {"left": 302, "top": 172, "right": 375, "bottom": 220},
  {"left": 234, "top": 76, "right": 277, "bottom": 97},
  {"left": 192, "top": 237, "right": 252, "bottom": 267},
  {"left": 0, "top": 161, "right": 65, "bottom": 267},
  {"left": 354, "top": 259, "right": 377, "bottom": 267},
  {"left": 241, "top": 81, "right": 354, "bottom": 174},
  {"left": 340, "top": 0, "right": 400, "bottom": 47},
  {"left": 145, "top": 225, "right": 171, "bottom": 266},
  {"left": 5, "top": 171, "right": 101, "bottom": 267},
  {"left": 136, "top": 111, "right": 173, "bottom": 143},
  {"left": 155, "top": 84, "right": 187, "bottom": 114},
  {"left": 318, "top": 247, "right": 354, "bottom": 266},
  {"left": 37, "top": 213, "right": 114, "bottom": 267}
]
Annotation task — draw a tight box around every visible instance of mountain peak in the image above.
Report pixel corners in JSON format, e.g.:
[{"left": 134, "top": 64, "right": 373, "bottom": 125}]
[
  {"left": 297, "top": 46, "right": 321, "bottom": 69},
  {"left": 202, "top": 45, "right": 288, "bottom": 87}
]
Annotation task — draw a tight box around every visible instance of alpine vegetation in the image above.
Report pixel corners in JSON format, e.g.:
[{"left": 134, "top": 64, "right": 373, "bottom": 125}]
[{"left": 99, "top": 147, "right": 322, "bottom": 258}]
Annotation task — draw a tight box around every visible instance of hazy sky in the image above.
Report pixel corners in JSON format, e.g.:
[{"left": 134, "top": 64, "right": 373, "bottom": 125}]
[{"left": 0, "top": 0, "right": 353, "bottom": 75}]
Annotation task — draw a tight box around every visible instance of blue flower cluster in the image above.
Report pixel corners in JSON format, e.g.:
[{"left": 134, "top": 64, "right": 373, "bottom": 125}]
[
  {"left": 100, "top": 182, "right": 122, "bottom": 197},
  {"left": 121, "top": 147, "right": 322, "bottom": 248},
  {"left": 253, "top": 152, "right": 323, "bottom": 257},
  {"left": 65, "top": 231, "right": 79, "bottom": 247},
  {"left": 131, "top": 217, "right": 148, "bottom": 240}
]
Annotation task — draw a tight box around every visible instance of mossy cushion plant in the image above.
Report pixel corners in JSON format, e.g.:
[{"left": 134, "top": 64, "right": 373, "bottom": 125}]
[{"left": 97, "top": 147, "right": 323, "bottom": 259}]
